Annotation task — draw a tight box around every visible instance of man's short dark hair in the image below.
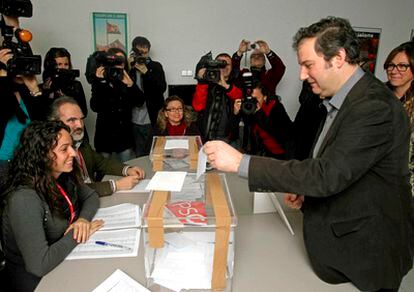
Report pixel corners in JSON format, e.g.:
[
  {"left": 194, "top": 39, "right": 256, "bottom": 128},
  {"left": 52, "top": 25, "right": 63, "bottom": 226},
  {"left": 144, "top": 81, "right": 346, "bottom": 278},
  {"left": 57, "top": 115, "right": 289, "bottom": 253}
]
[
  {"left": 292, "top": 16, "right": 360, "bottom": 64},
  {"left": 132, "top": 36, "right": 151, "bottom": 50}
]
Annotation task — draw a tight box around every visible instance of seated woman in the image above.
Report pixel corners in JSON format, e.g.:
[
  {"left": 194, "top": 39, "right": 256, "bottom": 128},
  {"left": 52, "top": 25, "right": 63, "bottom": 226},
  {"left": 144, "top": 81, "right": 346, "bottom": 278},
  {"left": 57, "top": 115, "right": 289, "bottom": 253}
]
[
  {"left": 154, "top": 95, "right": 200, "bottom": 136},
  {"left": 1, "top": 121, "right": 103, "bottom": 291}
]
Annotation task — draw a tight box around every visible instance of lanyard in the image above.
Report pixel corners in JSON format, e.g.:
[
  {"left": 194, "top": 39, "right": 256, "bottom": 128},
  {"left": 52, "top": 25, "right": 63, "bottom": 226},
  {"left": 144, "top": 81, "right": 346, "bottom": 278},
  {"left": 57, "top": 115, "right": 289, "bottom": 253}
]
[
  {"left": 56, "top": 183, "right": 75, "bottom": 225},
  {"left": 76, "top": 149, "right": 91, "bottom": 183}
]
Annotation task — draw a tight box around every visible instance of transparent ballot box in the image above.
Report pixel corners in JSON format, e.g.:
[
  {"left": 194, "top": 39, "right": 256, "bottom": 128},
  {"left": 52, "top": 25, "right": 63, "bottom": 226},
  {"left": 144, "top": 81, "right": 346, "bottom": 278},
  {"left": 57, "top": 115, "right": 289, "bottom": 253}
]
[
  {"left": 149, "top": 136, "right": 203, "bottom": 172},
  {"left": 142, "top": 173, "right": 237, "bottom": 292}
]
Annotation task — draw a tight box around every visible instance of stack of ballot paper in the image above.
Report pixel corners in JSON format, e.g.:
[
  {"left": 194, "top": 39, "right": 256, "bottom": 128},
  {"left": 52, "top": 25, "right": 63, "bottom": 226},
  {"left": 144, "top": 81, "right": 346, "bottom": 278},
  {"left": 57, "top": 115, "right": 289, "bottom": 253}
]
[
  {"left": 66, "top": 203, "right": 141, "bottom": 260},
  {"left": 93, "top": 269, "right": 149, "bottom": 292}
]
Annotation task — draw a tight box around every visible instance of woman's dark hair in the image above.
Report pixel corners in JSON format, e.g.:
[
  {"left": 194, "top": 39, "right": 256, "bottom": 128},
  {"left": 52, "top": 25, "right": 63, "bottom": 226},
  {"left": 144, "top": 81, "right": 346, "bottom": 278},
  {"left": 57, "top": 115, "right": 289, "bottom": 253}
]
[
  {"left": 156, "top": 95, "right": 193, "bottom": 132},
  {"left": 292, "top": 16, "right": 360, "bottom": 65},
  {"left": 1, "top": 121, "right": 80, "bottom": 213},
  {"left": 43, "top": 47, "right": 73, "bottom": 80}
]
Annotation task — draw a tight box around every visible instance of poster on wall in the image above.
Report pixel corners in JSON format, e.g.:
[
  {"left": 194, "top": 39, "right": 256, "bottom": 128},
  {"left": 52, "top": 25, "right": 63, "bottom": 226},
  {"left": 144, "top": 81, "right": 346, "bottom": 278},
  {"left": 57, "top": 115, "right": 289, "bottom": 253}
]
[
  {"left": 353, "top": 27, "right": 381, "bottom": 74},
  {"left": 92, "top": 12, "right": 128, "bottom": 52}
]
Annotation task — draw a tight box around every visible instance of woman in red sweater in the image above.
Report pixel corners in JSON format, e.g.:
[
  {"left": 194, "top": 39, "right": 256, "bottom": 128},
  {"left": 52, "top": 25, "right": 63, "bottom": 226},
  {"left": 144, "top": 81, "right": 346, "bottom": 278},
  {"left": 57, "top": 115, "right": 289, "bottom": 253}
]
[{"left": 154, "top": 96, "right": 200, "bottom": 136}]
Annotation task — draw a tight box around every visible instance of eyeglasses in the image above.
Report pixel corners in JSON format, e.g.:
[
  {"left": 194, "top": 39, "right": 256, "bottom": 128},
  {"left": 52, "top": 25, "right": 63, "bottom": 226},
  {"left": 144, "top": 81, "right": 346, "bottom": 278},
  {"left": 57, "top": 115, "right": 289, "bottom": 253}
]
[
  {"left": 384, "top": 63, "right": 411, "bottom": 72},
  {"left": 165, "top": 107, "right": 183, "bottom": 113}
]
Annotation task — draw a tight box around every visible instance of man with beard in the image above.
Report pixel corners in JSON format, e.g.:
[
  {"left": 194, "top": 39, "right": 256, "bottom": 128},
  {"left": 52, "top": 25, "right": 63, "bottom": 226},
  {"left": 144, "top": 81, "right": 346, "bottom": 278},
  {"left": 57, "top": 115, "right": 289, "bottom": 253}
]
[
  {"left": 48, "top": 96, "right": 145, "bottom": 196},
  {"left": 232, "top": 39, "right": 285, "bottom": 95}
]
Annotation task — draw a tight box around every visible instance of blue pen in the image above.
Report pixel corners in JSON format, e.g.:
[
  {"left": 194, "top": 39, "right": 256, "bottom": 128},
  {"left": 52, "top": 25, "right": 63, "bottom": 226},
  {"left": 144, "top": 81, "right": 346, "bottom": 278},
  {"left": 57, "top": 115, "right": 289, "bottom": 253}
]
[{"left": 95, "top": 241, "right": 133, "bottom": 251}]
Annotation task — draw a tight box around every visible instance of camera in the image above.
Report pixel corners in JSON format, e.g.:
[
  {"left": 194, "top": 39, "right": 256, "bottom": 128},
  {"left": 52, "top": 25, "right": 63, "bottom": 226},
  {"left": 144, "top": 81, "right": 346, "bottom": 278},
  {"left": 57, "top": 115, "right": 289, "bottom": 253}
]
[
  {"left": 195, "top": 52, "right": 227, "bottom": 83},
  {"left": 248, "top": 42, "right": 258, "bottom": 51},
  {"left": 94, "top": 51, "right": 124, "bottom": 82},
  {"left": 50, "top": 68, "right": 80, "bottom": 89},
  {"left": 131, "top": 53, "right": 150, "bottom": 65},
  {"left": 240, "top": 72, "right": 258, "bottom": 115},
  {"left": 0, "top": 0, "right": 32, "bottom": 17},
  {"left": 0, "top": 3, "right": 41, "bottom": 75}
]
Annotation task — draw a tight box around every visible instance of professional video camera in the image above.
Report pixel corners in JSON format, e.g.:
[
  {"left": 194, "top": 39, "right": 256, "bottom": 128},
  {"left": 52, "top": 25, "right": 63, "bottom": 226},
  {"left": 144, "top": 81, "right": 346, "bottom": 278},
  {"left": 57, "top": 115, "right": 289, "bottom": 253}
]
[
  {"left": 0, "top": 0, "right": 41, "bottom": 75},
  {"left": 49, "top": 68, "right": 80, "bottom": 90},
  {"left": 130, "top": 52, "right": 150, "bottom": 66},
  {"left": 0, "top": 0, "right": 32, "bottom": 17},
  {"left": 240, "top": 72, "right": 258, "bottom": 116},
  {"left": 195, "top": 51, "right": 227, "bottom": 83},
  {"left": 94, "top": 51, "right": 124, "bottom": 83}
]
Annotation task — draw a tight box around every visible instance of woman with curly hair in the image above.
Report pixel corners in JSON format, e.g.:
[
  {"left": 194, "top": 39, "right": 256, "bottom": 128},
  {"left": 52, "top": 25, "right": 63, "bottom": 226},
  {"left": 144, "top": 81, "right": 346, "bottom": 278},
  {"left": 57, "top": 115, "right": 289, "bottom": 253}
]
[
  {"left": 0, "top": 121, "right": 103, "bottom": 291},
  {"left": 384, "top": 41, "right": 414, "bottom": 195},
  {"left": 154, "top": 95, "right": 200, "bottom": 136}
]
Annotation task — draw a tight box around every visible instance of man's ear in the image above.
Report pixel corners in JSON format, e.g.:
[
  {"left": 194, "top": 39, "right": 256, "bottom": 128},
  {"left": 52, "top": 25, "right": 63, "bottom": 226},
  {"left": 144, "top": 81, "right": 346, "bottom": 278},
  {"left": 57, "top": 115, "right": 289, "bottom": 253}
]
[{"left": 334, "top": 48, "right": 347, "bottom": 68}]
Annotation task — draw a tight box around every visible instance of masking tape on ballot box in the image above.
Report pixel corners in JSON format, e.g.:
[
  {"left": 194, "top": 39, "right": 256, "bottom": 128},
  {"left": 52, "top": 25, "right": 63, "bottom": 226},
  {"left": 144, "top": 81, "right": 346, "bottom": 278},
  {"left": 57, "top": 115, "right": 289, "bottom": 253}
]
[
  {"left": 188, "top": 136, "right": 198, "bottom": 170},
  {"left": 153, "top": 136, "right": 166, "bottom": 171},
  {"left": 147, "top": 191, "right": 169, "bottom": 248},
  {"left": 206, "top": 173, "right": 231, "bottom": 290}
]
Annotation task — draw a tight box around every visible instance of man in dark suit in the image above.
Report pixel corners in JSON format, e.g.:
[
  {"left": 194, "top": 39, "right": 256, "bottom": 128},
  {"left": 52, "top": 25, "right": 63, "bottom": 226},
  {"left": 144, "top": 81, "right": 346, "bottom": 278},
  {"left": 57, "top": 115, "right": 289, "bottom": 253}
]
[{"left": 204, "top": 16, "right": 414, "bottom": 291}]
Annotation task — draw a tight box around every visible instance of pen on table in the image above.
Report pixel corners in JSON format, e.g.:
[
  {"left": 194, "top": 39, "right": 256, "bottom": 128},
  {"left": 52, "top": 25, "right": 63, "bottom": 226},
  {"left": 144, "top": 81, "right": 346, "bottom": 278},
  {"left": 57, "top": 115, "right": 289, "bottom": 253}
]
[{"left": 95, "top": 241, "right": 133, "bottom": 251}]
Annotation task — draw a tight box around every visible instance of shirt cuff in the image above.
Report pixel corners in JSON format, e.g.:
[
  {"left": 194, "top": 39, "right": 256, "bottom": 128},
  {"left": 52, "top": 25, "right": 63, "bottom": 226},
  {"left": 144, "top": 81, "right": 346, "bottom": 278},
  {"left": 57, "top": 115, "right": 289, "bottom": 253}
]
[
  {"left": 109, "top": 179, "right": 117, "bottom": 192},
  {"left": 238, "top": 154, "right": 251, "bottom": 178},
  {"left": 122, "top": 165, "right": 130, "bottom": 176}
]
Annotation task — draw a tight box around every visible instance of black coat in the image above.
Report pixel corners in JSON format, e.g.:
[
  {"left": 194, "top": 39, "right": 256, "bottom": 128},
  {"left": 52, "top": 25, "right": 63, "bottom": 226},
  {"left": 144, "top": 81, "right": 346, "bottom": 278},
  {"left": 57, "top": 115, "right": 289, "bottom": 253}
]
[
  {"left": 90, "top": 79, "right": 145, "bottom": 153},
  {"left": 130, "top": 60, "right": 166, "bottom": 126},
  {"left": 248, "top": 73, "right": 414, "bottom": 290}
]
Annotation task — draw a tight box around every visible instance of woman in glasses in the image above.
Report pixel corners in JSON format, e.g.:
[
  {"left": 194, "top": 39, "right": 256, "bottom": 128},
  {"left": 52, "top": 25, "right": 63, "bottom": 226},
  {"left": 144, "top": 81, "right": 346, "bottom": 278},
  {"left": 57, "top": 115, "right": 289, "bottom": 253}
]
[
  {"left": 1, "top": 121, "right": 102, "bottom": 291},
  {"left": 384, "top": 41, "right": 414, "bottom": 195},
  {"left": 154, "top": 96, "right": 200, "bottom": 136}
]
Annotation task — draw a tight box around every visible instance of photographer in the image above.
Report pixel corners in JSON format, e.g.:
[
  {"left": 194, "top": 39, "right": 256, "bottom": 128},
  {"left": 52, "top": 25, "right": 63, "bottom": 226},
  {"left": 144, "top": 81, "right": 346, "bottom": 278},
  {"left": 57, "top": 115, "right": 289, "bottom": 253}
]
[
  {"left": 90, "top": 47, "right": 145, "bottom": 162},
  {"left": 232, "top": 39, "right": 285, "bottom": 95},
  {"left": 235, "top": 82, "right": 294, "bottom": 159},
  {"left": 129, "top": 36, "right": 166, "bottom": 157},
  {"left": 192, "top": 53, "right": 242, "bottom": 142},
  {"left": 41, "top": 47, "right": 88, "bottom": 117}
]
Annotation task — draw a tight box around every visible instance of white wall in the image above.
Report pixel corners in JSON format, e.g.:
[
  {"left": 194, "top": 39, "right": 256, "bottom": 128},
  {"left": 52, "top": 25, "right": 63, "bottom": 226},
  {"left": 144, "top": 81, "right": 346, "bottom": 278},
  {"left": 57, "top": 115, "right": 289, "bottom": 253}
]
[{"left": 19, "top": 0, "right": 414, "bottom": 139}]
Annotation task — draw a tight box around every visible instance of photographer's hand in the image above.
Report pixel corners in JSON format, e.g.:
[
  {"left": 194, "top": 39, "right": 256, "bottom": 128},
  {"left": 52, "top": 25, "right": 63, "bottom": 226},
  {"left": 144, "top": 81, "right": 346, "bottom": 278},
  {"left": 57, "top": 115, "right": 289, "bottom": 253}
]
[
  {"left": 218, "top": 73, "right": 230, "bottom": 90},
  {"left": 197, "top": 68, "right": 206, "bottom": 80},
  {"left": 96, "top": 66, "right": 105, "bottom": 79},
  {"left": 122, "top": 70, "right": 134, "bottom": 87},
  {"left": 22, "top": 75, "right": 41, "bottom": 96},
  {"left": 237, "top": 39, "right": 250, "bottom": 56},
  {"left": 0, "top": 49, "right": 12, "bottom": 77},
  {"left": 234, "top": 99, "right": 242, "bottom": 115},
  {"left": 42, "top": 78, "right": 53, "bottom": 90},
  {"left": 134, "top": 63, "right": 148, "bottom": 74},
  {"left": 255, "top": 40, "right": 270, "bottom": 55}
]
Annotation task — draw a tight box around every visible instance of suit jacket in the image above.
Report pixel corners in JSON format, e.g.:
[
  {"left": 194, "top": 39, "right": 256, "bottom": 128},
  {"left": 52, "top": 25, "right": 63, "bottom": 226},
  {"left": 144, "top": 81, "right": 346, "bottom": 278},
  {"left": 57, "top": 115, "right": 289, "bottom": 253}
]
[
  {"left": 79, "top": 141, "right": 125, "bottom": 197},
  {"left": 248, "top": 72, "right": 414, "bottom": 290}
]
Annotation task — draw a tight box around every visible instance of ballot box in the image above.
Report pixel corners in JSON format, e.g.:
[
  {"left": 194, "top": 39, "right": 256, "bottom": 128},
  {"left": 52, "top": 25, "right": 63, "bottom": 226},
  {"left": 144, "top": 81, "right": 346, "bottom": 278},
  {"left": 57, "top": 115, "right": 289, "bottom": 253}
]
[
  {"left": 142, "top": 173, "right": 237, "bottom": 292},
  {"left": 149, "top": 136, "right": 203, "bottom": 172}
]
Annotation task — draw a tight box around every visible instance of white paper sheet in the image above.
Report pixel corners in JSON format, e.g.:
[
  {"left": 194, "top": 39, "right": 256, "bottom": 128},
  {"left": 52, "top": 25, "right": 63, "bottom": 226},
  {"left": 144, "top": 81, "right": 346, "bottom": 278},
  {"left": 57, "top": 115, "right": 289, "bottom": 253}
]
[
  {"left": 145, "top": 171, "right": 187, "bottom": 192},
  {"left": 164, "top": 139, "right": 189, "bottom": 150},
  {"left": 92, "top": 269, "right": 149, "bottom": 292},
  {"left": 66, "top": 228, "right": 140, "bottom": 260},
  {"left": 93, "top": 203, "right": 141, "bottom": 230},
  {"left": 196, "top": 146, "right": 207, "bottom": 180},
  {"left": 115, "top": 179, "right": 150, "bottom": 194}
]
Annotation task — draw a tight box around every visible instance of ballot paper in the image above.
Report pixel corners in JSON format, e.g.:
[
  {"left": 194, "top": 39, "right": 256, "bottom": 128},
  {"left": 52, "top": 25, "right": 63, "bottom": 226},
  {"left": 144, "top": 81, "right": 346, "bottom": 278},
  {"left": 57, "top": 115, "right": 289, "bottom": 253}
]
[
  {"left": 196, "top": 146, "right": 207, "bottom": 180},
  {"left": 150, "top": 232, "right": 217, "bottom": 291},
  {"left": 115, "top": 179, "right": 150, "bottom": 194},
  {"left": 146, "top": 171, "right": 187, "bottom": 192},
  {"left": 92, "top": 269, "right": 149, "bottom": 292},
  {"left": 66, "top": 204, "right": 141, "bottom": 260},
  {"left": 164, "top": 138, "right": 189, "bottom": 150},
  {"left": 66, "top": 228, "right": 140, "bottom": 260}
]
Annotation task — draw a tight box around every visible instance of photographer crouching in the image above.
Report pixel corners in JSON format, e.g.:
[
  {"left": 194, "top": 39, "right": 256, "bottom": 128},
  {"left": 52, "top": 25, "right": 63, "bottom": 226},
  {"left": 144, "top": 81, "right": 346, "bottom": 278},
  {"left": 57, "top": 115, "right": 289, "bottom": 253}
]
[
  {"left": 90, "top": 47, "right": 145, "bottom": 162},
  {"left": 192, "top": 52, "right": 242, "bottom": 142},
  {"left": 234, "top": 79, "right": 294, "bottom": 159}
]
